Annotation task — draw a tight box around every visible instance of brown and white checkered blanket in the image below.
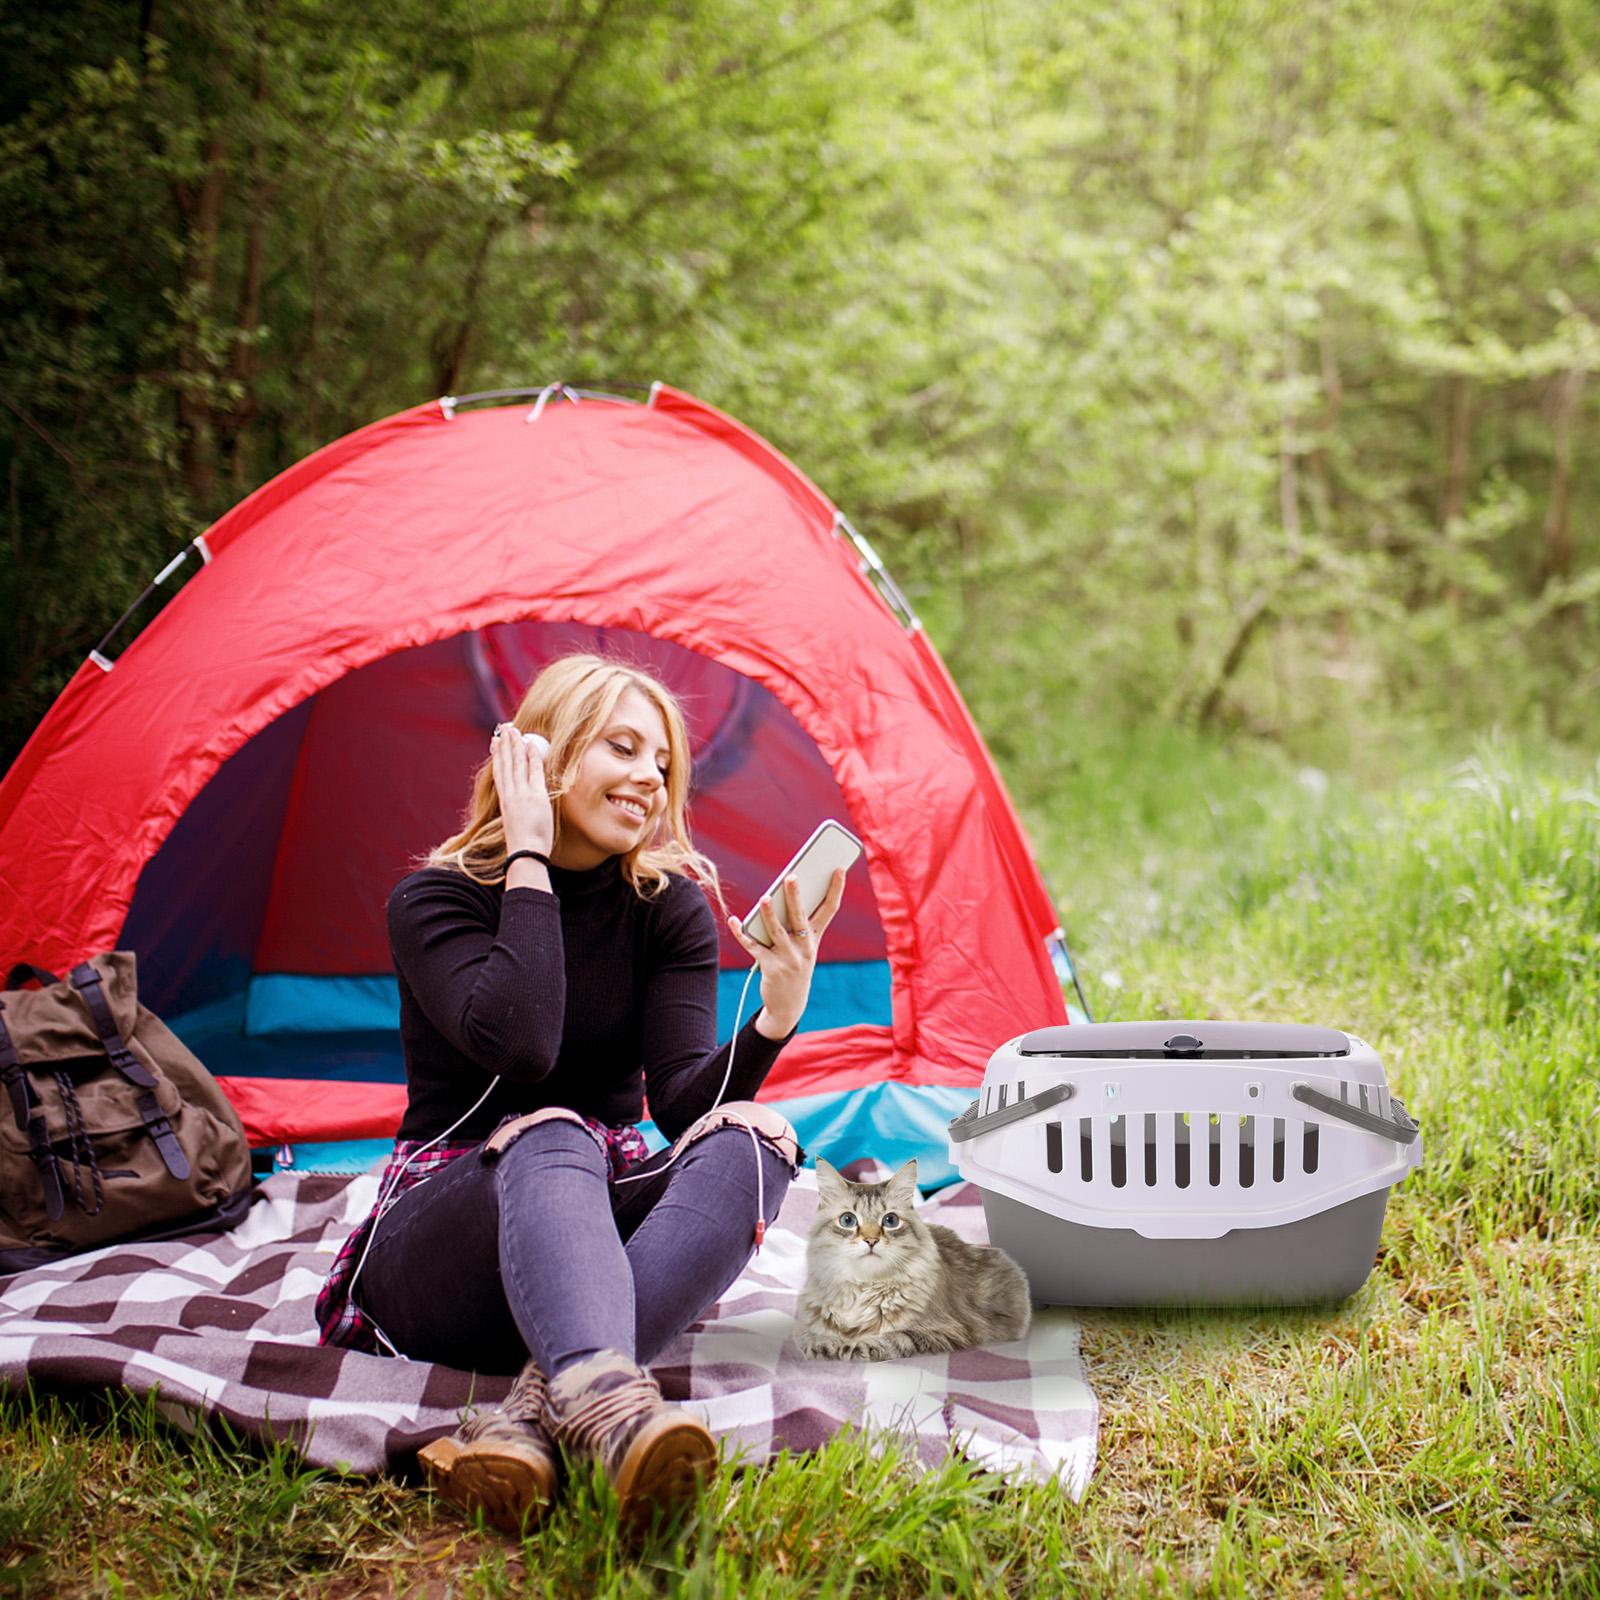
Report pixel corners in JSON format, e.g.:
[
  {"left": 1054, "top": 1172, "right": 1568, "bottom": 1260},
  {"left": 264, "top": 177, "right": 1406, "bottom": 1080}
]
[{"left": 0, "top": 1166, "right": 1097, "bottom": 1499}]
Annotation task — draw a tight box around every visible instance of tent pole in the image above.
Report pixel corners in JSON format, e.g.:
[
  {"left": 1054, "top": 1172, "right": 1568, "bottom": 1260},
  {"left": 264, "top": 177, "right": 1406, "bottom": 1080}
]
[
  {"left": 439, "top": 383, "right": 650, "bottom": 419},
  {"left": 834, "top": 513, "right": 921, "bottom": 632},
  {"left": 88, "top": 536, "right": 213, "bottom": 669}
]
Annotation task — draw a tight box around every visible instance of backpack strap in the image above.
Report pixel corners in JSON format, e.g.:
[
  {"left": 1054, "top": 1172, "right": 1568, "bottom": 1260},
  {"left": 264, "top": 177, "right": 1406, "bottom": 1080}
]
[
  {"left": 0, "top": 998, "right": 66, "bottom": 1223},
  {"left": 67, "top": 963, "right": 191, "bottom": 1183},
  {"left": 5, "top": 963, "right": 61, "bottom": 991}
]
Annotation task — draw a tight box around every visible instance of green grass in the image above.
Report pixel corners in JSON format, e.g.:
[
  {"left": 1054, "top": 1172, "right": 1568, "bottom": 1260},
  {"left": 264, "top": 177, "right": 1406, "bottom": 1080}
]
[{"left": 4, "top": 736, "right": 1598, "bottom": 1597}]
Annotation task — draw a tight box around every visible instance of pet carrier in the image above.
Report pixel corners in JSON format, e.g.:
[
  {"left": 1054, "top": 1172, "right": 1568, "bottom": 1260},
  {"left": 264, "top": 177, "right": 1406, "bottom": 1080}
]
[{"left": 948, "top": 1021, "right": 1421, "bottom": 1307}]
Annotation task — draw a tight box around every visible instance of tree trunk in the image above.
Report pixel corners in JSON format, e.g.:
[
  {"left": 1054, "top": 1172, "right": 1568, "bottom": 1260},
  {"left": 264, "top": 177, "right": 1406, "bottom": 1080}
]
[
  {"left": 426, "top": 0, "right": 624, "bottom": 398},
  {"left": 1195, "top": 586, "right": 1275, "bottom": 730},
  {"left": 1439, "top": 221, "right": 1477, "bottom": 537},
  {"left": 220, "top": 39, "right": 274, "bottom": 493},
  {"left": 429, "top": 217, "right": 505, "bottom": 398},
  {"left": 1440, "top": 373, "right": 1472, "bottom": 532},
  {"left": 1536, "top": 367, "right": 1586, "bottom": 592},
  {"left": 173, "top": 124, "right": 228, "bottom": 509},
  {"left": 538, "top": 0, "right": 622, "bottom": 141},
  {"left": 1437, "top": 369, "right": 1473, "bottom": 608},
  {"left": 1280, "top": 326, "right": 1303, "bottom": 548},
  {"left": 1307, "top": 290, "right": 1342, "bottom": 532}
]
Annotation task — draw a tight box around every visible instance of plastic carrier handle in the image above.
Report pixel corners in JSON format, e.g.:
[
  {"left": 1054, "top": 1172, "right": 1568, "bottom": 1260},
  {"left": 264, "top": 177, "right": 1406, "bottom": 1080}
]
[
  {"left": 1292, "top": 1083, "right": 1420, "bottom": 1145},
  {"left": 949, "top": 1083, "right": 1076, "bottom": 1144}
]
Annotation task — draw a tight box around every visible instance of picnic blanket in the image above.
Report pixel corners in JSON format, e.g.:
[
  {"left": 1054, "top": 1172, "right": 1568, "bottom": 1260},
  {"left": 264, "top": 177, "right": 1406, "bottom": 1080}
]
[{"left": 0, "top": 1165, "right": 1097, "bottom": 1499}]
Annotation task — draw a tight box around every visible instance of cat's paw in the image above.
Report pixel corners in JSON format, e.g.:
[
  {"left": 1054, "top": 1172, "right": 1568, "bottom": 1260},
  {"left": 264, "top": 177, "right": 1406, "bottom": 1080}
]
[
  {"left": 796, "top": 1332, "right": 848, "bottom": 1361},
  {"left": 845, "top": 1333, "right": 914, "bottom": 1361}
]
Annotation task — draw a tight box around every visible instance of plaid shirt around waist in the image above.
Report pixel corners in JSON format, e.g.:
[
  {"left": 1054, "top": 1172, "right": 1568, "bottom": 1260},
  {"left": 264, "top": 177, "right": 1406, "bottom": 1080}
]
[{"left": 315, "top": 1115, "right": 650, "bottom": 1354}]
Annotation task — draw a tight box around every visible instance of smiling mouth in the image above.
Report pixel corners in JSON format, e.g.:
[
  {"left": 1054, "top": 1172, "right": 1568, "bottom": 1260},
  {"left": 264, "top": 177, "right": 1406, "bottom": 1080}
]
[{"left": 607, "top": 795, "right": 648, "bottom": 821}]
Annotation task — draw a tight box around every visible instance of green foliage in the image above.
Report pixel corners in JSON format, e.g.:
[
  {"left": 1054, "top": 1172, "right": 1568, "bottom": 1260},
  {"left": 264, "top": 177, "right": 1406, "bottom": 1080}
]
[
  {"left": 4, "top": 0, "right": 1600, "bottom": 767},
  {"left": 664, "top": 0, "right": 1600, "bottom": 755}
]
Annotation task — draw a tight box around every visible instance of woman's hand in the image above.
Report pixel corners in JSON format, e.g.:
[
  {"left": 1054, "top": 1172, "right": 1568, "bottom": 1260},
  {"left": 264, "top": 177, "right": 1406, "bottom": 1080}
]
[
  {"left": 491, "top": 724, "right": 555, "bottom": 855},
  {"left": 725, "top": 867, "right": 847, "bottom": 1039}
]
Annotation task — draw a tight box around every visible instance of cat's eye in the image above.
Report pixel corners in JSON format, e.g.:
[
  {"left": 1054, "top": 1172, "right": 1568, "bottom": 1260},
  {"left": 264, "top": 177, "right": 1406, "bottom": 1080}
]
[
  {"left": 882, "top": 1212, "right": 900, "bottom": 1228},
  {"left": 837, "top": 1211, "right": 858, "bottom": 1229}
]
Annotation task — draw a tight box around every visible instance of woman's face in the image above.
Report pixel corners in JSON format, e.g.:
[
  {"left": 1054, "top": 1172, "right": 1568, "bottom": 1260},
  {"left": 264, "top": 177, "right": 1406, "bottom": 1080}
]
[{"left": 552, "top": 684, "right": 673, "bottom": 870}]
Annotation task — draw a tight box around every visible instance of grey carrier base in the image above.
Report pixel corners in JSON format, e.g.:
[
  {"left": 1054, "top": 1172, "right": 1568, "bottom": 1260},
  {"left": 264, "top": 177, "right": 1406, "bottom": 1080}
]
[{"left": 981, "top": 1187, "right": 1390, "bottom": 1308}]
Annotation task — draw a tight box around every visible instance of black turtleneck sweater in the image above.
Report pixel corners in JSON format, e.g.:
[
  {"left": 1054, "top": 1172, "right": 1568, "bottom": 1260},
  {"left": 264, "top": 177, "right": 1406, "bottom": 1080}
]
[{"left": 388, "top": 858, "right": 792, "bottom": 1144}]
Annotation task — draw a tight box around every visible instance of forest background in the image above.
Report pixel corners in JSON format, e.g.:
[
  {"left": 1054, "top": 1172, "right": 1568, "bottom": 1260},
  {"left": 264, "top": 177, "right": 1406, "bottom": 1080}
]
[{"left": 3, "top": 0, "right": 1597, "bottom": 789}]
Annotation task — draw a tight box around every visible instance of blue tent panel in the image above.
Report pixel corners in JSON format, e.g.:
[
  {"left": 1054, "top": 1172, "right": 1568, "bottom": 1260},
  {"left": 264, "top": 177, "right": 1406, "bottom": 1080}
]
[{"left": 206, "top": 961, "right": 892, "bottom": 1048}]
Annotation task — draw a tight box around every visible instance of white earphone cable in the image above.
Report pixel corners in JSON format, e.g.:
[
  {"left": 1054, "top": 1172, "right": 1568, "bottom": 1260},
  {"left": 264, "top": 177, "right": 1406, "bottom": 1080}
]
[
  {"left": 613, "top": 960, "right": 759, "bottom": 1187},
  {"left": 612, "top": 961, "right": 771, "bottom": 1246},
  {"left": 345, "top": 1070, "right": 504, "bottom": 1359}
]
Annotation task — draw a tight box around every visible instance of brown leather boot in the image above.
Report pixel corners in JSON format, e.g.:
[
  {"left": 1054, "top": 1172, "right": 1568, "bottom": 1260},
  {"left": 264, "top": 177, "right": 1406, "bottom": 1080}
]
[
  {"left": 418, "top": 1359, "right": 557, "bottom": 1535},
  {"left": 542, "top": 1349, "right": 715, "bottom": 1527}
]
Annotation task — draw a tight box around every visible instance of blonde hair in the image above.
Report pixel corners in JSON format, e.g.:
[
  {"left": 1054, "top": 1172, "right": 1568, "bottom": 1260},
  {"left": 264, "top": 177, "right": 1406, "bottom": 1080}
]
[{"left": 424, "top": 653, "right": 722, "bottom": 905}]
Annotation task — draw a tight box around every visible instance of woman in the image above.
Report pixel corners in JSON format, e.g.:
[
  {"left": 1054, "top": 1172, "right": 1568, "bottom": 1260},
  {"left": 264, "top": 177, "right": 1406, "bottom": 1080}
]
[{"left": 315, "top": 653, "right": 844, "bottom": 1532}]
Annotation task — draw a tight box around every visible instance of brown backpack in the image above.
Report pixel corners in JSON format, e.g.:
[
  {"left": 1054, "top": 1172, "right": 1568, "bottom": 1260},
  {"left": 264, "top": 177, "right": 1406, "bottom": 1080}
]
[{"left": 0, "top": 952, "right": 254, "bottom": 1275}]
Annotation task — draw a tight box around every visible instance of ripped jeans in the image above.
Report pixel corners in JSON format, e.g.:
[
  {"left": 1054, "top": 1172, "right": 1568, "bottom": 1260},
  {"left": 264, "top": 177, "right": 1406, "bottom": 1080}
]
[{"left": 353, "top": 1111, "right": 796, "bottom": 1376}]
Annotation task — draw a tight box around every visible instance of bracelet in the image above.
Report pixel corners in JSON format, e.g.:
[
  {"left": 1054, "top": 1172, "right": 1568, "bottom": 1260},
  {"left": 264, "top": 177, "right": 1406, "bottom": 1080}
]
[{"left": 503, "top": 849, "right": 552, "bottom": 875}]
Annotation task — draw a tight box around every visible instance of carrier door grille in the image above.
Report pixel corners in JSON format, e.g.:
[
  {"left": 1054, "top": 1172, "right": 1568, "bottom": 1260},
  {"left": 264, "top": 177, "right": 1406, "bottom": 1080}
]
[{"left": 1053, "top": 1107, "right": 1344, "bottom": 1197}]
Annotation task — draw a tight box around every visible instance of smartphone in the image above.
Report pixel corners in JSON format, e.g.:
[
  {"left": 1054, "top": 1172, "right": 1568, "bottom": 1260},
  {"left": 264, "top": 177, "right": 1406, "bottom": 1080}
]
[{"left": 741, "top": 820, "right": 864, "bottom": 948}]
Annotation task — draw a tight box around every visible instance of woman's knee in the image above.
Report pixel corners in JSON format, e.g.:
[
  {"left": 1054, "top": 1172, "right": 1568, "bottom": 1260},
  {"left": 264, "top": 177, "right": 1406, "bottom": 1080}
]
[
  {"left": 671, "top": 1101, "right": 802, "bottom": 1171},
  {"left": 493, "top": 1108, "right": 609, "bottom": 1179},
  {"left": 676, "top": 1123, "right": 794, "bottom": 1220}
]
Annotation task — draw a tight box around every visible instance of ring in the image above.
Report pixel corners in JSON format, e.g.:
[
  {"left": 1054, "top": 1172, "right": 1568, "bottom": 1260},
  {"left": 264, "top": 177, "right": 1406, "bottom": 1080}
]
[{"left": 792, "top": 928, "right": 811, "bottom": 939}]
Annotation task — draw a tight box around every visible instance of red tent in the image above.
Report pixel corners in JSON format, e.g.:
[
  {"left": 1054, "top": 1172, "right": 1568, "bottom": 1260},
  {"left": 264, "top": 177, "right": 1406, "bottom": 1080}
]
[{"left": 0, "top": 385, "right": 1070, "bottom": 1178}]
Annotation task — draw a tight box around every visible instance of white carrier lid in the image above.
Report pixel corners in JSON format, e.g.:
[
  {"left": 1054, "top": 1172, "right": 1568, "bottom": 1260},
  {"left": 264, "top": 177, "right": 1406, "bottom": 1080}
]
[
  {"left": 955, "top": 1020, "right": 1420, "bottom": 1238},
  {"left": 1015, "top": 1020, "right": 1350, "bottom": 1059}
]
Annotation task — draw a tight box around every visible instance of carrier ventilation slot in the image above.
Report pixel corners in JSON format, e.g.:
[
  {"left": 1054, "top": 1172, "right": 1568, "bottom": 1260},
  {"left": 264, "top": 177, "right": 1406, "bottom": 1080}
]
[
  {"left": 985, "top": 1081, "right": 1030, "bottom": 1113},
  {"left": 1037, "top": 1109, "right": 1329, "bottom": 1189}
]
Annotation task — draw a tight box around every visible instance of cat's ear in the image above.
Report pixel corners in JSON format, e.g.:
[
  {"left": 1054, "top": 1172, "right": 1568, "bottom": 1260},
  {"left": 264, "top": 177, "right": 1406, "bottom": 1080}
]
[
  {"left": 887, "top": 1159, "right": 919, "bottom": 1206},
  {"left": 814, "top": 1159, "right": 848, "bottom": 1207}
]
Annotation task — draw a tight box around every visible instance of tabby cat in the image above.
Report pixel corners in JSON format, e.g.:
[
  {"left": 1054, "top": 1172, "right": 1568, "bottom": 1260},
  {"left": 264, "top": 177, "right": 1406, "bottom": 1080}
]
[{"left": 795, "top": 1159, "right": 1032, "bottom": 1360}]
